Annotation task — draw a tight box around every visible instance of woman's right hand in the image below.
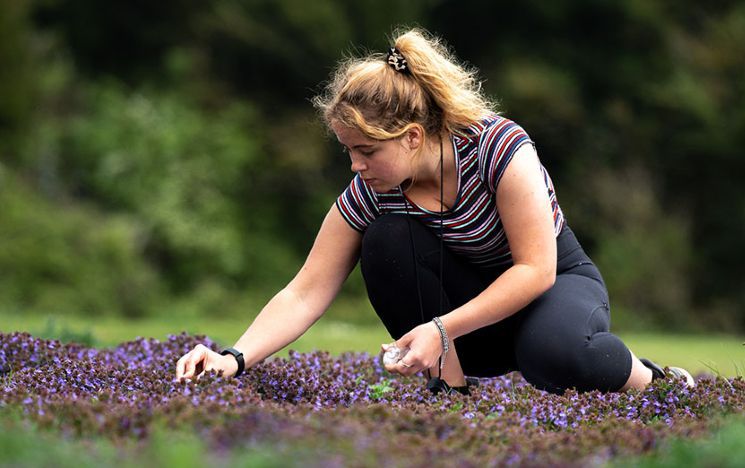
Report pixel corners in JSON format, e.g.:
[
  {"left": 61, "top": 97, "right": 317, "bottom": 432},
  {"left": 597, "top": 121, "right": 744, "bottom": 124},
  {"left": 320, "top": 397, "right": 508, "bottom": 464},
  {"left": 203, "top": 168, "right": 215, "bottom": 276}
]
[{"left": 175, "top": 344, "right": 239, "bottom": 381}]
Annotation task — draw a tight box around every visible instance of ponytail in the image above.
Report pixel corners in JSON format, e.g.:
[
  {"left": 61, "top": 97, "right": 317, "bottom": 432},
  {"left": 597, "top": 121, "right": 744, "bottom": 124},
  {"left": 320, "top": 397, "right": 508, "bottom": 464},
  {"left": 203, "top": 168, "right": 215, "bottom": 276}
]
[
  {"left": 392, "top": 28, "right": 496, "bottom": 135},
  {"left": 312, "top": 27, "right": 497, "bottom": 141}
]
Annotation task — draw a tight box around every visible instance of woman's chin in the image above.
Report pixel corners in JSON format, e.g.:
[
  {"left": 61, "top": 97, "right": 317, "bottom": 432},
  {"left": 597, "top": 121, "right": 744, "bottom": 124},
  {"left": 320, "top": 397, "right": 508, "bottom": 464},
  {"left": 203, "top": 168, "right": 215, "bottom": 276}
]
[
  {"left": 364, "top": 178, "right": 398, "bottom": 193},
  {"left": 371, "top": 183, "right": 394, "bottom": 193}
]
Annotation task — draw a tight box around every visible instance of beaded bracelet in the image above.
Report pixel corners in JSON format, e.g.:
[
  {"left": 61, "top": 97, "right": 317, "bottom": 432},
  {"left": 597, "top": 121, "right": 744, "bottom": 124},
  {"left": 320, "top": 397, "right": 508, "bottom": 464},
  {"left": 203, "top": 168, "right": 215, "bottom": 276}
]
[{"left": 431, "top": 317, "right": 449, "bottom": 370}]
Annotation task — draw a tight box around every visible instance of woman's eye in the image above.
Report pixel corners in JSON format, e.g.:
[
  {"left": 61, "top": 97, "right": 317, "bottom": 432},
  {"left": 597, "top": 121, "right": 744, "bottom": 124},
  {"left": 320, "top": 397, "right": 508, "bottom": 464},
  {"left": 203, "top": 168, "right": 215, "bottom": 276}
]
[{"left": 340, "top": 146, "right": 374, "bottom": 156}]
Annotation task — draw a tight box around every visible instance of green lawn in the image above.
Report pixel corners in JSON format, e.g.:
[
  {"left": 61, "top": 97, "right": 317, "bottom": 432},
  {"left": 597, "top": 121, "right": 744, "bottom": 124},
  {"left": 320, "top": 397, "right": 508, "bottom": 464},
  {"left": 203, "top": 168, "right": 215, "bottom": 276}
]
[{"left": 1, "top": 312, "right": 743, "bottom": 377}]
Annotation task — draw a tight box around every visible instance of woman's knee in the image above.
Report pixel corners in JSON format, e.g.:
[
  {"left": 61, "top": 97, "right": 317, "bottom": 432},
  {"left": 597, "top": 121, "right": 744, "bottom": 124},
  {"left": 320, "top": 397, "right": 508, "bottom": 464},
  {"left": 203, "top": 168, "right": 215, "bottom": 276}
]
[
  {"left": 516, "top": 328, "right": 632, "bottom": 393},
  {"left": 361, "top": 214, "right": 411, "bottom": 266}
]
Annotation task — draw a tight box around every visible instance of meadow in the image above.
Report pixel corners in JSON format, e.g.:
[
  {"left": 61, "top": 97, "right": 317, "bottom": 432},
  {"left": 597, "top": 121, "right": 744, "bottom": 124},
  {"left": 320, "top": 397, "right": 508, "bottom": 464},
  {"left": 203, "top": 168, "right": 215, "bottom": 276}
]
[
  {"left": 1, "top": 314, "right": 744, "bottom": 466},
  {"left": 2, "top": 311, "right": 743, "bottom": 377}
]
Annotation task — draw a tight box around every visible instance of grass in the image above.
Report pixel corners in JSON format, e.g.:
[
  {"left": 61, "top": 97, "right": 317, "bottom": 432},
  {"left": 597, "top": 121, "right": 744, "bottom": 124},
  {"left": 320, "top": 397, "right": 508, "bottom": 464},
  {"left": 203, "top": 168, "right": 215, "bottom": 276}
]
[
  {"left": 1, "top": 311, "right": 743, "bottom": 377},
  {"left": 614, "top": 416, "right": 745, "bottom": 467},
  {"left": 620, "top": 333, "right": 745, "bottom": 378},
  {"left": 0, "top": 310, "right": 391, "bottom": 356},
  {"left": 0, "top": 410, "right": 295, "bottom": 468}
]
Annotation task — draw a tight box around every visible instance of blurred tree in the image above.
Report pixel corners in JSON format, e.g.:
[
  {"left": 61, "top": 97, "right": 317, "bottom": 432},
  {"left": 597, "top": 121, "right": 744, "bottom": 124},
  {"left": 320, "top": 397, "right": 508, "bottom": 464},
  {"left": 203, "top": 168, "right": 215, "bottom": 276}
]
[
  {"left": 646, "top": 3, "right": 745, "bottom": 329},
  {"left": 1, "top": 0, "right": 743, "bottom": 329},
  {"left": 0, "top": 0, "right": 39, "bottom": 162},
  {"left": 0, "top": 169, "right": 161, "bottom": 318},
  {"left": 32, "top": 0, "right": 210, "bottom": 83}
]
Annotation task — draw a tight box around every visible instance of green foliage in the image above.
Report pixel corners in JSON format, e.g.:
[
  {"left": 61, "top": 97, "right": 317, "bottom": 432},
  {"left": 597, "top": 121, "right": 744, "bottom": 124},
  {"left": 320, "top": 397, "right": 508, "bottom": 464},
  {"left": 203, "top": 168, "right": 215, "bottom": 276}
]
[
  {"left": 0, "top": 0, "right": 744, "bottom": 330},
  {"left": 61, "top": 84, "right": 262, "bottom": 285},
  {"left": 34, "top": 316, "right": 98, "bottom": 347},
  {"left": 0, "top": 410, "right": 116, "bottom": 468},
  {"left": 0, "top": 410, "right": 292, "bottom": 468},
  {"left": 367, "top": 378, "right": 395, "bottom": 400},
  {"left": 564, "top": 165, "right": 694, "bottom": 330},
  {"left": 615, "top": 417, "right": 745, "bottom": 468},
  {"left": 0, "top": 169, "right": 161, "bottom": 318},
  {"left": 3, "top": 80, "right": 304, "bottom": 317},
  {"left": 0, "top": 0, "right": 38, "bottom": 156}
]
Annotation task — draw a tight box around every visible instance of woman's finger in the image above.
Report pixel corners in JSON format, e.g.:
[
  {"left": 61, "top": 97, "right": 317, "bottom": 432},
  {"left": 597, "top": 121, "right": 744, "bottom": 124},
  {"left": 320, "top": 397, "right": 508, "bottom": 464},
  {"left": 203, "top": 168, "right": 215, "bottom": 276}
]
[
  {"left": 396, "top": 357, "right": 420, "bottom": 376},
  {"left": 181, "top": 356, "right": 195, "bottom": 380},
  {"left": 182, "top": 348, "right": 205, "bottom": 380},
  {"left": 193, "top": 357, "right": 205, "bottom": 379},
  {"left": 395, "top": 334, "right": 413, "bottom": 349},
  {"left": 176, "top": 354, "right": 188, "bottom": 379},
  {"left": 176, "top": 350, "right": 196, "bottom": 380},
  {"left": 386, "top": 349, "right": 418, "bottom": 376},
  {"left": 384, "top": 356, "right": 405, "bottom": 374}
]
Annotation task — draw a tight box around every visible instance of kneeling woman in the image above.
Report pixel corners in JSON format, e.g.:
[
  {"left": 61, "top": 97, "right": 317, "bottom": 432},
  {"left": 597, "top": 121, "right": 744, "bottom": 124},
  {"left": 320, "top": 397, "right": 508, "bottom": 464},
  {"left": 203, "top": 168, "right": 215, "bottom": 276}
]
[{"left": 176, "top": 28, "right": 693, "bottom": 394}]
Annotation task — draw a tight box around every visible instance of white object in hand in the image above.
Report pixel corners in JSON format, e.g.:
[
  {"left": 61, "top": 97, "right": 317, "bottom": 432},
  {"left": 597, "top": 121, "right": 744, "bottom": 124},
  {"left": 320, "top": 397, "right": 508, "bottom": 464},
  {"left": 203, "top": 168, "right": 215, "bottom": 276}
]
[{"left": 383, "top": 345, "right": 409, "bottom": 366}]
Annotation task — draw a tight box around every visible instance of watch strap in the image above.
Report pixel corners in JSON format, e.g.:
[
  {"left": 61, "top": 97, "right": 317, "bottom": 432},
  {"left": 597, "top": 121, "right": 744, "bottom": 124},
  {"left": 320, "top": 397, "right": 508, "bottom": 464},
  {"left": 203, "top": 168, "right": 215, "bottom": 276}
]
[{"left": 220, "top": 347, "right": 245, "bottom": 378}]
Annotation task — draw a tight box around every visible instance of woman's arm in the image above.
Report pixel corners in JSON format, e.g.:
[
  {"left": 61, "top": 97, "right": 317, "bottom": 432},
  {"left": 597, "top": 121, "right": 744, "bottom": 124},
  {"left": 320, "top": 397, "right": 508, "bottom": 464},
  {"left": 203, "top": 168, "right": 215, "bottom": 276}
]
[
  {"left": 176, "top": 205, "right": 362, "bottom": 380},
  {"left": 442, "top": 143, "right": 557, "bottom": 339},
  {"left": 233, "top": 205, "right": 362, "bottom": 367}
]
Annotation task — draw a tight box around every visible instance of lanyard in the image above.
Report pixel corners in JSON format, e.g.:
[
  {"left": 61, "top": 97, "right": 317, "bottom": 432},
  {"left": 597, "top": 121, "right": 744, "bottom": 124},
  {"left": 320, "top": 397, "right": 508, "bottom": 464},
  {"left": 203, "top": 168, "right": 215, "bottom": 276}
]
[{"left": 401, "top": 137, "right": 445, "bottom": 380}]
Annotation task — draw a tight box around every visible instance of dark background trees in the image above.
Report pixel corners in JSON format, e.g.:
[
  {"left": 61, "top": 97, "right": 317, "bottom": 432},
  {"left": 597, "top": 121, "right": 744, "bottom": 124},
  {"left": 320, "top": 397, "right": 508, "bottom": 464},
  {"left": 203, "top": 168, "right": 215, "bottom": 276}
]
[{"left": 1, "top": 0, "right": 743, "bottom": 331}]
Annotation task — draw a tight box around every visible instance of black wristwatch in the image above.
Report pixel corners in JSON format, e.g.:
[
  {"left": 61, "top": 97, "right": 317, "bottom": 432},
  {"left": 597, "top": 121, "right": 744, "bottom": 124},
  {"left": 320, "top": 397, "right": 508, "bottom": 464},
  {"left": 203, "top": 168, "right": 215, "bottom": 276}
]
[{"left": 220, "top": 347, "right": 245, "bottom": 378}]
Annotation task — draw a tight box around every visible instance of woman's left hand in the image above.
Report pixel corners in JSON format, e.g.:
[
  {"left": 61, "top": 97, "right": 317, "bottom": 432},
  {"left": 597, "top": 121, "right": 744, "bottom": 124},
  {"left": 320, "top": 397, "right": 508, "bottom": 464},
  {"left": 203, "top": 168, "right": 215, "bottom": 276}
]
[{"left": 382, "top": 321, "right": 443, "bottom": 376}]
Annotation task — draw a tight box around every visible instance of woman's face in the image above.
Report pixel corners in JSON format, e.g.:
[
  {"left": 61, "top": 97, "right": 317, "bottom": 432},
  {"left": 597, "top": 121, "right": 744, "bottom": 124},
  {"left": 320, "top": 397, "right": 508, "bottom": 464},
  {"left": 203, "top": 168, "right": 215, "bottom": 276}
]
[{"left": 332, "top": 122, "right": 415, "bottom": 193}]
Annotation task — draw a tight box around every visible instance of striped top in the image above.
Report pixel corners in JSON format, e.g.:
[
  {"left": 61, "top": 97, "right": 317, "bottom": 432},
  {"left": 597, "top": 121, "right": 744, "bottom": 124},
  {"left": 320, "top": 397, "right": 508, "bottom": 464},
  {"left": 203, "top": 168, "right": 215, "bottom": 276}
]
[{"left": 335, "top": 116, "right": 565, "bottom": 268}]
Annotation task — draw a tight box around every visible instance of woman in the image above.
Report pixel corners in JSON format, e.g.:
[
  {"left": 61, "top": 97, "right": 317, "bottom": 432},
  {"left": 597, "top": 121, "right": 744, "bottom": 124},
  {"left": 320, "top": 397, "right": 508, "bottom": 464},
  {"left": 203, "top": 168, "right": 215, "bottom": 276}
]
[{"left": 175, "top": 28, "right": 693, "bottom": 395}]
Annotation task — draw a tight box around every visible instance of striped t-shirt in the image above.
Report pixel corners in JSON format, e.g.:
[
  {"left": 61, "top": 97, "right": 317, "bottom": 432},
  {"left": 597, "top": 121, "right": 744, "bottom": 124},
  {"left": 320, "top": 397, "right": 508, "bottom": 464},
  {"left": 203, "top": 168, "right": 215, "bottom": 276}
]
[{"left": 335, "top": 116, "right": 565, "bottom": 268}]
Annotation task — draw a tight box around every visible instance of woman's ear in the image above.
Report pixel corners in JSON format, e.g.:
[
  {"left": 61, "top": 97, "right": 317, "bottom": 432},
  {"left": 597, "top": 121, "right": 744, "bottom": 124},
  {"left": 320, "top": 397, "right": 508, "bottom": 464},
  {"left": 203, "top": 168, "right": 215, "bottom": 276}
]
[{"left": 403, "top": 125, "right": 424, "bottom": 151}]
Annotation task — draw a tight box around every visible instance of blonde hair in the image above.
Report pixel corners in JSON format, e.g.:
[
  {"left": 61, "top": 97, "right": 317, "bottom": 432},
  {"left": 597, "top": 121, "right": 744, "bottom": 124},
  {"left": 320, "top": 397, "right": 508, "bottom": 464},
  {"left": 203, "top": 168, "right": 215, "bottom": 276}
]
[{"left": 312, "top": 27, "right": 497, "bottom": 145}]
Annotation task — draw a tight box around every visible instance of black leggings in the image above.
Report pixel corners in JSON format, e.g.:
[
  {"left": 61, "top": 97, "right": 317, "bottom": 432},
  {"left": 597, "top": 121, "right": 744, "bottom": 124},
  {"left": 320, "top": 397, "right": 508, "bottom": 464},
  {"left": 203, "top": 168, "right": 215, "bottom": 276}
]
[{"left": 360, "top": 213, "right": 633, "bottom": 394}]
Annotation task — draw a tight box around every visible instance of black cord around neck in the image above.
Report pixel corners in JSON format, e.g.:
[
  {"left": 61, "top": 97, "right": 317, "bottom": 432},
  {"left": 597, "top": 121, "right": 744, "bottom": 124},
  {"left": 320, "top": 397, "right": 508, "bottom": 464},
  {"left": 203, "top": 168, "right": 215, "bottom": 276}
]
[
  {"left": 401, "top": 136, "right": 446, "bottom": 380},
  {"left": 438, "top": 137, "right": 444, "bottom": 336},
  {"left": 402, "top": 202, "right": 430, "bottom": 380},
  {"left": 437, "top": 137, "right": 445, "bottom": 377}
]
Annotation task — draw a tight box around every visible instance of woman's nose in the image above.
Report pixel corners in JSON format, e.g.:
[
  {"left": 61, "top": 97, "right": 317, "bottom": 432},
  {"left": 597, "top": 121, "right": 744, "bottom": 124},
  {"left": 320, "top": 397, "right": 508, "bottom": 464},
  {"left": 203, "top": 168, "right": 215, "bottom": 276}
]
[{"left": 350, "top": 157, "right": 367, "bottom": 173}]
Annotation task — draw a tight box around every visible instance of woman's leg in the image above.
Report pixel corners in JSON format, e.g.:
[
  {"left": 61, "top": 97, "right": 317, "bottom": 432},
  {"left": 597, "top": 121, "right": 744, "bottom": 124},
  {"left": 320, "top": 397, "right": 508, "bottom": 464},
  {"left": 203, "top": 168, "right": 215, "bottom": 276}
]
[
  {"left": 362, "top": 217, "right": 649, "bottom": 393},
  {"left": 360, "top": 213, "right": 516, "bottom": 385},
  {"left": 514, "top": 279, "right": 653, "bottom": 394},
  {"left": 512, "top": 228, "right": 646, "bottom": 393},
  {"left": 512, "top": 269, "right": 633, "bottom": 393},
  {"left": 620, "top": 350, "right": 654, "bottom": 391}
]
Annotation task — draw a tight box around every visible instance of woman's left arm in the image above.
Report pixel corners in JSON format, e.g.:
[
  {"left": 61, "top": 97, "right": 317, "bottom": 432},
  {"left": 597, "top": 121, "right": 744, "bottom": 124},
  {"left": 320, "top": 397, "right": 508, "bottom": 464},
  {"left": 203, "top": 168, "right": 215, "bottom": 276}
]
[{"left": 441, "top": 142, "right": 557, "bottom": 339}]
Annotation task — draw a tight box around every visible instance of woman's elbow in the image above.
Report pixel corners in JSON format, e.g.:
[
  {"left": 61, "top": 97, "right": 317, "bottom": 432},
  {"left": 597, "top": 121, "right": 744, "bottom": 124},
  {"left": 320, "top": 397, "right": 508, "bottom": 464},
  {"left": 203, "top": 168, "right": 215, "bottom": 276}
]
[{"left": 537, "top": 265, "right": 556, "bottom": 295}]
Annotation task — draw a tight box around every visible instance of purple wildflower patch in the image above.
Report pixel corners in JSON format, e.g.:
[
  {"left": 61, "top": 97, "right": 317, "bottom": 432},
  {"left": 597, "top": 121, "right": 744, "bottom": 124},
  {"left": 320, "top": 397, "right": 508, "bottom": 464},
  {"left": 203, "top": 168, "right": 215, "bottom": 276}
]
[{"left": 1, "top": 332, "right": 743, "bottom": 465}]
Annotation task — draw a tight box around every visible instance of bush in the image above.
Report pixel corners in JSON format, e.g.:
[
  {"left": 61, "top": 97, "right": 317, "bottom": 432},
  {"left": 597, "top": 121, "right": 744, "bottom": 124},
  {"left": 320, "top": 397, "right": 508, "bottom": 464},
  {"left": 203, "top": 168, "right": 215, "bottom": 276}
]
[
  {"left": 0, "top": 168, "right": 160, "bottom": 318},
  {"left": 6, "top": 81, "right": 308, "bottom": 318}
]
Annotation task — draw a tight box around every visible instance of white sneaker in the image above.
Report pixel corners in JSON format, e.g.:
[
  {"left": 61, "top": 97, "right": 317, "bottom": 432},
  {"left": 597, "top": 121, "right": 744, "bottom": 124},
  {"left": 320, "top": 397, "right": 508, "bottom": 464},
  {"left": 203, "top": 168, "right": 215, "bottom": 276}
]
[
  {"left": 667, "top": 366, "right": 696, "bottom": 388},
  {"left": 640, "top": 358, "right": 696, "bottom": 388}
]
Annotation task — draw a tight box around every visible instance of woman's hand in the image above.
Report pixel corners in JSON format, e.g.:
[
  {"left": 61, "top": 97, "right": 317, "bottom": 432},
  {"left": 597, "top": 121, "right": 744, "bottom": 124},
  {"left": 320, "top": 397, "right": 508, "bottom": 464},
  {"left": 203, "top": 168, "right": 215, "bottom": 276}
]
[
  {"left": 175, "top": 344, "right": 238, "bottom": 381},
  {"left": 382, "top": 321, "right": 443, "bottom": 377}
]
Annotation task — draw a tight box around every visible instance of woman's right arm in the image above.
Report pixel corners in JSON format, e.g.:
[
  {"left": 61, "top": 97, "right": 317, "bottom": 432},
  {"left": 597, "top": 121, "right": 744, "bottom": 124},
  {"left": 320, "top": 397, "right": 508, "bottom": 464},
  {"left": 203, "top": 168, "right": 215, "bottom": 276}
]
[{"left": 176, "top": 205, "right": 362, "bottom": 380}]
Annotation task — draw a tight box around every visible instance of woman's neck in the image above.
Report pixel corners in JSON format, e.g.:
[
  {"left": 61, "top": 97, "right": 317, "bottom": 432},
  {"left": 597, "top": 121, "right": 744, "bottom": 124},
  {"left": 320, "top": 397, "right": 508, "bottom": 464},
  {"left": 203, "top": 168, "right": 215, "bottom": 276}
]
[{"left": 411, "top": 134, "right": 454, "bottom": 190}]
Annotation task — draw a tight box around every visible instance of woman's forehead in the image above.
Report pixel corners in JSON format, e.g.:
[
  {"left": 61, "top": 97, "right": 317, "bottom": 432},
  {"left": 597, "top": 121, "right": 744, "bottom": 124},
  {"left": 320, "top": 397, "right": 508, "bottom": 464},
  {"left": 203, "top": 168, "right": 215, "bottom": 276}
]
[{"left": 331, "top": 123, "right": 376, "bottom": 145}]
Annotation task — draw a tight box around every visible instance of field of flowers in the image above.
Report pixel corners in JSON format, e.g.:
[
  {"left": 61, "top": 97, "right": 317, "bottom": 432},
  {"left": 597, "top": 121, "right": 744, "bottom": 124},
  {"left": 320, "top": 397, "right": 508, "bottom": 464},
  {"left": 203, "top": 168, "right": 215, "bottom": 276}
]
[{"left": 1, "top": 331, "right": 744, "bottom": 466}]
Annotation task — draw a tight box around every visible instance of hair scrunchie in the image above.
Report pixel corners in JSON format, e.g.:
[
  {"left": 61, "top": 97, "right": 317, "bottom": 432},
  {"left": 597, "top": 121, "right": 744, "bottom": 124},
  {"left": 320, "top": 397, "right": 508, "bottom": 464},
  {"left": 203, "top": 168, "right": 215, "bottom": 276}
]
[{"left": 386, "top": 47, "right": 411, "bottom": 75}]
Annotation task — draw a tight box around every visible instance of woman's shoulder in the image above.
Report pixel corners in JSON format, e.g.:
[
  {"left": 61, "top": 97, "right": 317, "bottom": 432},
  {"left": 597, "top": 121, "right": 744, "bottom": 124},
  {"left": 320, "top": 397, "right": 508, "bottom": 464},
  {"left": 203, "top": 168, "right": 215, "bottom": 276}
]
[{"left": 454, "top": 114, "right": 521, "bottom": 141}]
